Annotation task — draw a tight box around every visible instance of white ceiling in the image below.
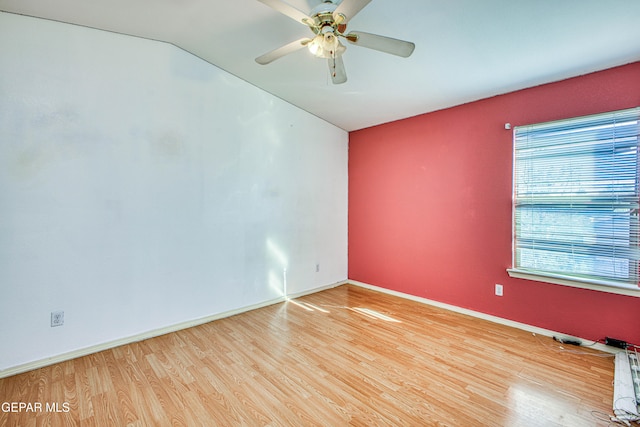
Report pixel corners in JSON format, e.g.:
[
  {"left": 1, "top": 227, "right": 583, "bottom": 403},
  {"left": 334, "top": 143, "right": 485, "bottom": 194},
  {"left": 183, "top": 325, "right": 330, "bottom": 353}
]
[{"left": 1, "top": 0, "right": 640, "bottom": 131}]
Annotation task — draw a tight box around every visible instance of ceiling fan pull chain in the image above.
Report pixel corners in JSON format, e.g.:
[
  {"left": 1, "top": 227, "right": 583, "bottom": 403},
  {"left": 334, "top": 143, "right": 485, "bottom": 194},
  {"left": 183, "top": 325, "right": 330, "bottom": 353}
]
[{"left": 330, "top": 53, "right": 336, "bottom": 77}]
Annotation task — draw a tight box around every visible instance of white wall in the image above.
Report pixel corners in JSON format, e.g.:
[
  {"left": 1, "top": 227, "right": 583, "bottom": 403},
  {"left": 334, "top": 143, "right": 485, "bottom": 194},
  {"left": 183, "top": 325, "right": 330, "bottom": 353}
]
[{"left": 0, "top": 12, "right": 348, "bottom": 372}]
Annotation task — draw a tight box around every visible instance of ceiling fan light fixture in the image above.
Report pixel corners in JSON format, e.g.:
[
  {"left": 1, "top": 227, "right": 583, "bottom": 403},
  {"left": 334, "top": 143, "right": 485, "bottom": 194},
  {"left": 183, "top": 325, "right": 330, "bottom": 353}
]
[{"left": 308, "top": 27, "right": 345, "bottom": 58}]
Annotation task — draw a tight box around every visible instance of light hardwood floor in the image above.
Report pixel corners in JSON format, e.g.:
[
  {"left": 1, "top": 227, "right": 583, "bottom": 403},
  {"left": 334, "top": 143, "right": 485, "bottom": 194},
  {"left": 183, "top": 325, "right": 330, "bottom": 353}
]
[{"left": 0, "top": 284, "right": 616, "bottom": 426}]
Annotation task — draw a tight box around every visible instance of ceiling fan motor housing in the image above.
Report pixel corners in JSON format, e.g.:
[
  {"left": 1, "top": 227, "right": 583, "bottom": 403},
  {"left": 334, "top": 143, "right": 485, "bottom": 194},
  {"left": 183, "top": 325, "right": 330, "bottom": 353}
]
[{"left": 309, "top": 0, "right": 338, "bottom": 17}]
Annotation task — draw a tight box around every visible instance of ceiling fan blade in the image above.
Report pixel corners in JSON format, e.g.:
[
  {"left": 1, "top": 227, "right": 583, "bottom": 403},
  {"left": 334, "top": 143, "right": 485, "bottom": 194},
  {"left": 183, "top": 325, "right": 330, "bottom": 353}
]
[
  {"left": 257, "top": 0, "right": 310, "bottom": 25},
  {"left": 345, "top": 31, "right": 415, "bottom": 57},
  {"left": 328, "top": 56, "right": 347, "bottom": 84},
  {"left": 333, "top": 0, "right": 371, "bottom": 24},
  {"left": 256, "top": 38, "right": 311, "bottom": 65}
]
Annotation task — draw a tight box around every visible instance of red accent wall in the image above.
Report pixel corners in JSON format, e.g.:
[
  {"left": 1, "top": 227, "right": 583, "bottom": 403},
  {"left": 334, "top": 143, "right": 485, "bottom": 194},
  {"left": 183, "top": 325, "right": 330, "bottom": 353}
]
[{"left": 349, "top": 62, "right": 640, "bottom": 345}]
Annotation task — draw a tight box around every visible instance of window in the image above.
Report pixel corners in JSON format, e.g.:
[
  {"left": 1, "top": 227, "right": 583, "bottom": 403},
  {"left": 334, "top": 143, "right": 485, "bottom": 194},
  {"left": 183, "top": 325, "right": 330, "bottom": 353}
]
[{"left": 509, "top": 107, "right": 640, "bottom": 292}]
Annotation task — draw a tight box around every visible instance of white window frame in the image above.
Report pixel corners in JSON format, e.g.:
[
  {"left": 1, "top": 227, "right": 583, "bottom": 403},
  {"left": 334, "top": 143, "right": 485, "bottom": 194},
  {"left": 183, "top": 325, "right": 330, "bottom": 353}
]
[{"left": 507, "top": 107, "right": 640, "bottom": 297}]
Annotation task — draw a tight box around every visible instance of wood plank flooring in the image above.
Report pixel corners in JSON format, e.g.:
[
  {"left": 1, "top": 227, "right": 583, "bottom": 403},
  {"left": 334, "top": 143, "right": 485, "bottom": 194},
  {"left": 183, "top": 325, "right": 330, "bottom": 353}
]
[{"left": 0, "top": 284, "right": 616, "bottom": 426}]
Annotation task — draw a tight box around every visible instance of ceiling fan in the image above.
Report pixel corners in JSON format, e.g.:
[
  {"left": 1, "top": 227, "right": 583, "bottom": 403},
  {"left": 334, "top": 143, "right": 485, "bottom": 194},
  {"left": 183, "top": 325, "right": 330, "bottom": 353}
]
[{"left": 255, "top": 0, "right": 415, "bottom": 84}]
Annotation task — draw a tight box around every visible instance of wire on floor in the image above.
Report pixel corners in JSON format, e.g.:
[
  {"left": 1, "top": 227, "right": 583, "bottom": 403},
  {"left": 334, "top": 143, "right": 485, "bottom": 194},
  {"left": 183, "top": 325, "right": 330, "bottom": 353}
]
[{"left": 532, "top": 333, "right": 615, "bottom": 358}]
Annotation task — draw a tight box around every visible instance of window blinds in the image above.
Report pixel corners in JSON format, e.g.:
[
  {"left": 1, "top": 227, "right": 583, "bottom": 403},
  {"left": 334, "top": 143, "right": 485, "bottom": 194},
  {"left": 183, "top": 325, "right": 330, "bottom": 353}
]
[{"left": 513, "top": 107, "right": 640, "bottom": 288}]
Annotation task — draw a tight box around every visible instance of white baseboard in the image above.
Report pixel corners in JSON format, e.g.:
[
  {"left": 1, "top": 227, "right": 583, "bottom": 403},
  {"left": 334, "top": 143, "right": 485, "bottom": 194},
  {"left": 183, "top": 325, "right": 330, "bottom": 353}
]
[
  {"left": 287, "top": 279, "right": 347, "bottom": 300},
  {"left": 348, "top": 280, "right": 616, "bottom": 354},
  {"left": 0, "top": 280, "right": 347, "bottom": 379}
]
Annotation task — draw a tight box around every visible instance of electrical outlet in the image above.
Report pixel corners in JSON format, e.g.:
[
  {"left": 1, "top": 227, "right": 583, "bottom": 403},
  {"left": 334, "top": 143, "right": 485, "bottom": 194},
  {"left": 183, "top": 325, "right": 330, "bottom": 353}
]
[
  {"left": 316, "top": 263, "right": 320, "bottom": 272},
  {"left": 51, "top": 311, "right": 64, "bottom": 327},
  {"left": 495, "top": 284, "right": 503, "bottom": 296}
]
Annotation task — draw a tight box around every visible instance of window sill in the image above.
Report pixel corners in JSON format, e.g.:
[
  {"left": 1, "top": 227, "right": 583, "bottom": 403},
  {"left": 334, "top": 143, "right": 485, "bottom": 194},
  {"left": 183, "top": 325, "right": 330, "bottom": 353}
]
[{"left": 506, "top": 269, "right": 640, "bottom": 297}]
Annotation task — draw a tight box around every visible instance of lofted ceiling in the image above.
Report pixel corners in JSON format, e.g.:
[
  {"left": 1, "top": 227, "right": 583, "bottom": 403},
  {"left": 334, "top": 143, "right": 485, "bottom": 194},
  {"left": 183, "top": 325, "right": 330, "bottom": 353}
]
[{"left": 1, "top": 0, "right": 640, "bottom": 131}]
